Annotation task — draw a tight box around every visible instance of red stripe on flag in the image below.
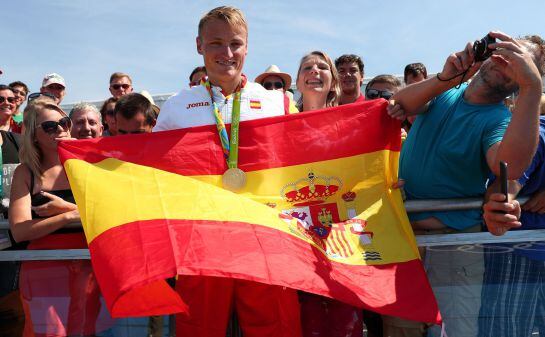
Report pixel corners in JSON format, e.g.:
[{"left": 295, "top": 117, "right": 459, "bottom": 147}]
[
  {"left": 58, "top": 100, "right": 400, "bottom": 176},
  {"left": 89, "top": 218, "right": 441, "bottom": 323}
]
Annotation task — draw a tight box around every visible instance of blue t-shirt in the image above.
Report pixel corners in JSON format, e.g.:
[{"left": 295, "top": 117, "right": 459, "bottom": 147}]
[{"left": 400, "top": 84, "right": 511, "bottom": 230}]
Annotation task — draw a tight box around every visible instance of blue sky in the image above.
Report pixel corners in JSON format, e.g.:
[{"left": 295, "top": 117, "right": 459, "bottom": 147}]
[{"left": 2, "top": 0, "right": 544, "bottom": 103}]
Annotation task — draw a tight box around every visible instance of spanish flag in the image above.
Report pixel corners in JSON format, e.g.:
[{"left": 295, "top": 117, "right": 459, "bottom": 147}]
[{"left": 58, "top": 100, "right": 441, "bottom": 324}]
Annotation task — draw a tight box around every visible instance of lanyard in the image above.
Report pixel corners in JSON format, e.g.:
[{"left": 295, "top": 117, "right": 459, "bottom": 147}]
[{"left": 202, "top": 79, "right": 242, "bottom": 169}]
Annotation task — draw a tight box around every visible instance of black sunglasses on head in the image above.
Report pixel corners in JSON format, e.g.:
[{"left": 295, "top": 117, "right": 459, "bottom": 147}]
[
  {"left": 366, "top": 88, "right": 394, "bottom": 100},
  {"left": 263, "top": 81, "right": 284, "bottom": 90},
  {"left": 38, "top": 116, "right": 72, "bottom": 134},
  {"left": 28, "top": 92, "right": 56, "bottom": 102},
  {"left": 0, "top": 96, "right": 16, "bottom": 104}
]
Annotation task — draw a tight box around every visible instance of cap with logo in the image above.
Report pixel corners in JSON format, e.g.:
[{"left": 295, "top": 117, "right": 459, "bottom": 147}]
[{"left": 42, "top": 73, "right": 66, "bottom": 88}]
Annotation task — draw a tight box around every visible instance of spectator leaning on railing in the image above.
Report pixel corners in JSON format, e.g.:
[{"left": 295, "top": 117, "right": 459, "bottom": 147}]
[
  {"left": 387, "top": 31, "right": 545, "bottom": 337},
  {"left": 480, "top": 94, "right": 545, "bottom": 337}
]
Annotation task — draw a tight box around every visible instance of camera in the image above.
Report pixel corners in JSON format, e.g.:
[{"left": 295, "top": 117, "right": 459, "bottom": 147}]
[{"left": 473, "top": 34, "right": 496, "bottom": 62}]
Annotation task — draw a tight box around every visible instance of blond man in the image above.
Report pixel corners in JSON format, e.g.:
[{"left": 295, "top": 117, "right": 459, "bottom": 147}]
[{"left": 154, "top": 6, "right": 301, "bottom": 337}]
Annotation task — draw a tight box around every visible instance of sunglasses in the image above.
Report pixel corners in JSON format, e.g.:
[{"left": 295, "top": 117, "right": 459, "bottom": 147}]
[
  {"left": 263, "top": 82, "right": 284, "bottom": 90},
  {"left": 28, "top": 92, "right": 56, "bottom": 102},
  {"left": 111, "top": 84, "right": 131, "bottom": 90},
  {"left": 37, "top": 116, "right": 72, "bottom": 134},
  {"left": 366, "top": 88, "right": 394, "bottom": 100},
  {"left": 104, "top": 109, "right": 115, "bottom": 116},
  {"left": 12, "top": 89, "right": 27, "bottom": 97},
  {"left": 0, "top": 96, "right": 16, "bottom": 104}
]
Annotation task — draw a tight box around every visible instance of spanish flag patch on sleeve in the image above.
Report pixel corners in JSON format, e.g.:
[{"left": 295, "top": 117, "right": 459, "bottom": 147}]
[{"left": 250, "top": 99, "right": 262, "bottom": 109}]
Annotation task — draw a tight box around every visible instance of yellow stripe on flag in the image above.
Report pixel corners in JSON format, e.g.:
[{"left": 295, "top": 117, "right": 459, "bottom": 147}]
[{"left": 65, "top": 150, "right": 417, "bottom": 266}]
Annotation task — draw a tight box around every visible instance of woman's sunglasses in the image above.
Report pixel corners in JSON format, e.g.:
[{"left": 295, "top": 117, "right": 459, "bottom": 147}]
[
  {"left": 365, "top": 88, "right": 394, "bottom": 100},
  {"left": 111, "top": 84, "right": 131, "bottom": 90},
  {"left": 28, "top": 92, "right": 56, "bottom": 102},
  {"left": 37, "top": 116, "right": 72, "bottom": 134},
  {"left": 0, "top": 96, "right": 16, "bottom": 104},
  {"left": 263, "top": 81, "right": 284, "bottom": 90}
]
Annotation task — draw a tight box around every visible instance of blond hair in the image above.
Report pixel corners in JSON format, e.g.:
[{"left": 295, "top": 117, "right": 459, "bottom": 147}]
[
  {"left": 20, "top": 101, "right": 68, "bottom": 179},
  {"left": 296, "top": 51, "right": 340, "bottom": 110},
  {"left": 198, "top": 6, "right": 247, "bottom": 37}
]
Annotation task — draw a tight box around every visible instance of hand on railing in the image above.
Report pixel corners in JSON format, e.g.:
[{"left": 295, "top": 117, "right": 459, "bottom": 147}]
[{"left": 483, "top": 193, "right": 521, "bottom": 236}]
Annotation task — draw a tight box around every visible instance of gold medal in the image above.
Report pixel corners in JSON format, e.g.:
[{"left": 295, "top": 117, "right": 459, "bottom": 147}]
[{"left": 222, "top": 167, "right": 247, "bottom": 192}]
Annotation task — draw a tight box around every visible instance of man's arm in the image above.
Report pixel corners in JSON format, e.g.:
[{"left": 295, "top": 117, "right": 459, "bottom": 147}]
[
  {"left": 485, "top": 32, "right": 543, "bottom": 178},
  {"left": 388, "top": 42, "right": 481, "bottom": 119}
]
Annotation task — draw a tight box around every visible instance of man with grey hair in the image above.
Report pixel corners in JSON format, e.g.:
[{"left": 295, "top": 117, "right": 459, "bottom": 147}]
[{"left": 69, "top": 103, "right": 103, "bottom": 139}]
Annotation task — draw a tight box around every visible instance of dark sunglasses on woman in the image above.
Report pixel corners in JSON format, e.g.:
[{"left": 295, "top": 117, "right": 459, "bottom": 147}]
[
  {"left": 263, "top": 81, "right": 284, "bottom": 90},
  {"left": 111, "top": 84, "right": 130, "bottom": 90},
  {"left": 365, "top": 88, "right": 394, "bottom": 100},
  {"left": 0, "top": 96, "right": 16, "bottom": 104},
  {"left": 28, "top": 92, "right": 56, "bottom": 102},
  {"left": 38, "top": 116, "right": 72, "bottom": 134}
]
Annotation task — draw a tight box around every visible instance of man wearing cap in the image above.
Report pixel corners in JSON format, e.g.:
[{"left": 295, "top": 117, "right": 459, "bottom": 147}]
[
  {"left": 40, "top": 73, "right": 66, "bottom": 104},
  {"left": 154, "top": 6, "right": 301, "bottom": 337},
  {"left": 335, "top": 54, "right": 365, "bottom": 105},
  {"left": 255, "top": 64, "right": 298, "bottom": 113}
]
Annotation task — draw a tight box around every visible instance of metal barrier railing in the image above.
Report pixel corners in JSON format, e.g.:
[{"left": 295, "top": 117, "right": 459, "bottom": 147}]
[{"left": 1, "top": 197, "right": 538, "bottom": 262}]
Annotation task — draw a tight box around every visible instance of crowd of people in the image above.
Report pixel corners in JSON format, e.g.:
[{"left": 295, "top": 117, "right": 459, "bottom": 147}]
[{"left": 1, "top": 5, "right": 545, "bottom": 337}]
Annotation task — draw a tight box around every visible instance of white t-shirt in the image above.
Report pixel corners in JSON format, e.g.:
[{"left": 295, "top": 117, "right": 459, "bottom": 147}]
[{"left": 154, "top": 81, "right": 288, "bottom": 131}]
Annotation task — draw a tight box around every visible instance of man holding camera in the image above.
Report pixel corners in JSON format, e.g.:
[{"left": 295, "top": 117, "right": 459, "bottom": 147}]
[{"left": 387, "top": 31, "right": 544, "bottom": 336}]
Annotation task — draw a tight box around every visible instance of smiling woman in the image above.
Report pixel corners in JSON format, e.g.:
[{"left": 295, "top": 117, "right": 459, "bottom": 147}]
[
  {"left": 294, "top": 51, "right": 364, "bottom": 337},
  {"left": 8, "top": 101, "right": 114, "bottom": 336},
  {"left": 295, "top": 51, "right": 340, "bottom": 112},
  {"left": 0, "top": 85, "right": 20, "bottom": 133}
]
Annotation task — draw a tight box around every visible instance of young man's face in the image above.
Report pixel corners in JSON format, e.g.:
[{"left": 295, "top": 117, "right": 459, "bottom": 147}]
[
  {"left": 109, "top": 76, "right": 133, "bottom": 99},
  {"left": 115, "top": 111, "right": 154, "bottom": 135},
  {"left": 338, "top": 61, "right": 363, "bottom": 95},
  {"left": 196, "top": 18, "right": 248, "bottom": 87},
  {"left": 405, "top": 73, "right": 426, "bottom": 85},
  {"left": 11, "top": 85, "right": 27, "bottom": 108},
  {"left": 366, "top": 82, "right": 399, "bottom": 100}
]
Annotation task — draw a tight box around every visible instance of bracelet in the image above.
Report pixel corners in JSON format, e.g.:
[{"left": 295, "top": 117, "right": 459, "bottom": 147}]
[{"left": 436, "top": 73, "right": 449, "bottom": 81}]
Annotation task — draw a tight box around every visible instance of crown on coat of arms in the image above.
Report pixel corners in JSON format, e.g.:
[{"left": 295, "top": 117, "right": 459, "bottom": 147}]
[{"left": 281, "top": 171, "right": 342, "bottom": 206}]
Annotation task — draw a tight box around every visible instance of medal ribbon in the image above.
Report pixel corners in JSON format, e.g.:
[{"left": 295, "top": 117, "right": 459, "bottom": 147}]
[{"left": 202, "top": 78, "right": 241, "bottom": 169}]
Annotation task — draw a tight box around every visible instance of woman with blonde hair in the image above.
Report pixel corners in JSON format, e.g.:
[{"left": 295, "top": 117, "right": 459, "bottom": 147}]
[
  {"left": 296, "top": 50, "right": 340, "bottom": 111},
  {"left": 9, "top": 101, "right": 113, "bottom": 336},
  {"left": 295, "top": 50, "right": 363, "bottom": 337}
]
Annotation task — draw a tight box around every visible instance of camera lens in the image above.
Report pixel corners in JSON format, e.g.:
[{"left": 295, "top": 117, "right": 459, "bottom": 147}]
[{"left": 473, "top": 34, "right": 496, "bottom": 62}]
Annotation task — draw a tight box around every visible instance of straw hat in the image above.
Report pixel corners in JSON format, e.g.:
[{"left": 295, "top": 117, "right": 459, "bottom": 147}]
[
  {"left": 254, "top": 65, "right": 292, "bottom": 89},
  {"left": 140, "top": 90, "right": 160, "bottom": 116}
]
